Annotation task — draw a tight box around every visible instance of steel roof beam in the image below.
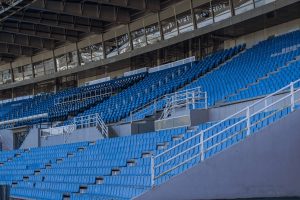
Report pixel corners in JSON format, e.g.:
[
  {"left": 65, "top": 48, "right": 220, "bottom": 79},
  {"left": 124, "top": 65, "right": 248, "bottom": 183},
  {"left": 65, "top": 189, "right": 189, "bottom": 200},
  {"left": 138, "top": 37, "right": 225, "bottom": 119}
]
[
  {"left": 0, "top": 32, "right": 56, "bottom": 50},
  {"left": 0, "top": 43, "right": 35, "bottom": 56},
  {"left": 30, "top": 0, "right": 131, "bottom": 23},
  {"left": 0, "top": 21, "right": 79, "bottom": 42},
  {"left": 10, "top": 10, "right": 104, "bottom": 33}
]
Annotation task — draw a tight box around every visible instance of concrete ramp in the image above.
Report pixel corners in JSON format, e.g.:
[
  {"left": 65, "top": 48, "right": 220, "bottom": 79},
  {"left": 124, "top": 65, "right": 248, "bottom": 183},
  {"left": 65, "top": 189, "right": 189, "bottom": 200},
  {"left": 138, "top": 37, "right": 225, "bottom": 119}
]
[{"left": 136, "top": 110, "right": 300, "bottom": 200}]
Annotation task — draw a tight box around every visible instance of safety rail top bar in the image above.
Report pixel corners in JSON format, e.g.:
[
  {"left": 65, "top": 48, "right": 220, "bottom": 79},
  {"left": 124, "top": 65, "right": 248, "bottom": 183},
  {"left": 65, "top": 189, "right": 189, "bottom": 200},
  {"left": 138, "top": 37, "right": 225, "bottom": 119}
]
[
  {"left": 0, "top": 113, "right": 48, "bottom": 126},
  {"left": 160, "top": 87, "right": 208, "bottom": 120},
  {"left": 148, "top": 56, "right": 195, "bottom": 73},
  {"left": 74, "top": 113, "right": 108, "bottom": 138},
  {"left": 54, "top": 86, "right": 113, "bottom": 106},
  {"left": 128, "top": 86, "right": 204, "bottom": 122},
  {"left": 155, "top": 79, "right": 300, "bottom": 159},
  {"left": 151, "top": 78, "right": 300, "bottom": 184}
]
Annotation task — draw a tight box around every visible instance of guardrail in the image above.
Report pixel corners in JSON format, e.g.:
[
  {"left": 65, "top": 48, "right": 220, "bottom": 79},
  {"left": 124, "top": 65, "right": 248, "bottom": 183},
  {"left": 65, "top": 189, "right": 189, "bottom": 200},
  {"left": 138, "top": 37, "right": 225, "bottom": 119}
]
[
  {"left": 160, "top": 87, "right": 207, "bottom": 119},
  {"left": 151, "top": 79, "right": 300, "bottom": 186},
  {"left": 127, "top": 87, "right": 207, "bottom": 123},
  {"left": 74, "top": 113, "right": 108, "bottom": 138},
  {"left": 148, "top": 57, "right": 195, "bottom": 73},
  {"left": 54, "top": 86, "right": 112, "bottom": 106},
  {"left": 0, "top": 113, "right": 48, "bottom": 126},
  {"left": 41, "top": 113, "right": 108, "bottom": 139}
]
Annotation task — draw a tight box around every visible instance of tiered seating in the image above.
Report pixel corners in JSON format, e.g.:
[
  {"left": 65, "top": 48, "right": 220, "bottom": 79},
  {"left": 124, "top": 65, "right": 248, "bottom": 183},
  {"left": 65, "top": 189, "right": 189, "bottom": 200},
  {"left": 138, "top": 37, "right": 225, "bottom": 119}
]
[
  {"left": 0, "top": 73, "right": 145, "bottom": 129},
  {"left": 227, "top": 58, "right": 300, "bottom": 101},
  {"left": 72, "top": 45, "right": 244, "bottom": 124},
  {"left": 184, "top": 30, "right": 300, "bottom": 106},
  {"left": 64, "top": 63, "right": 195, "bottom": 124},
  {"left": 2, "top": 105, "right": 296, "bottom": 200},
  {"left": 7, "top": 128, "right": 185, "bottom": 200},
  {"left": 154, "top": 106, "right": 294, "bottom": 185},
  {"left": 127, "top": 45, "right": 245, "bottom": 122}
]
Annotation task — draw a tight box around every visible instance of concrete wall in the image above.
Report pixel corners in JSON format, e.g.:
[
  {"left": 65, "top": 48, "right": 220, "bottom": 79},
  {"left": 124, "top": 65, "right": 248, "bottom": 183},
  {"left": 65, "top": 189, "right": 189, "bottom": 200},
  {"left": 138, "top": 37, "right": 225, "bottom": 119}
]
[
  {"left": 136, "top": 109, "right": 300, "bottom": 200},
  {"left": 20, "top": 128, "right": 39, "bottom": 149},
  {"left": 110, "top": 120, "right": 155, "bottom": 137},
  {"left": 0, "top": 130, "right": 13, "bottom": 150},
  {"left": 209, "top": 93, "right": 289, "bottom": 122},
  {"left": 40, "top": 127, "right": 103, "bottom": 147},
  {"left": 225, "top": 18, "right": 300, "bottom": 48}
]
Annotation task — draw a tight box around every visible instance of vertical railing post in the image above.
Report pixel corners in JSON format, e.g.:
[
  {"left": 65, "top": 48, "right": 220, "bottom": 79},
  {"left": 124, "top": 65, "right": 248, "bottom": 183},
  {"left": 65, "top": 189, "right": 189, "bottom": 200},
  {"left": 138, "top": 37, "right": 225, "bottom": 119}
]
[
  {"left": 151, "top": 155, "right": 155, "bottom": 187},
  {"left": 291, "top": 82, "right": 295, "bottom": 112},
  {"left": 200, "top": 131, "right": 204, "bottom": 161},
  {"left": 205, "top": 92, "right": 208, "bottom": 109},
  {"left": 186, "top": 90, "right": 189, "bottom": 110},
  {"left": 192, "top": 91, "right": 195, "bottom": 109},
  {"left": 246, "top": 107, "right": 251, "bottom": 136}
]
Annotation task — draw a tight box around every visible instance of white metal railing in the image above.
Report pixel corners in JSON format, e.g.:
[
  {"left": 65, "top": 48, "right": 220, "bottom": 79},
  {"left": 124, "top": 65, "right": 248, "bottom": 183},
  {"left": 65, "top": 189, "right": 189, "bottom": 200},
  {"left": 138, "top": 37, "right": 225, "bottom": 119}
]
[
  {"left": 149, "top": 57, "right": 195, "bottom": 73},
  {"left": 160, "top": 87, "right": 208, "bottom": 119},
  {"left": 124, "top": 67, "right": 148, "bottom": 77},
  {"left": 40, "top": 113, "right": 108, "bottom": 139},
  {"left": 74, "top": 113, "right": 108, "bottom": 138},
  {"left": 0, "top": 113, "right": 48, "bottom": 126},
  {"left": 84, "top": 77, "right": 111, "bottom": 86},
  {"left": 54, "top": 86, "right": 112, "bottom": 106},
  {"left": 150, "top": 79, "right": 300, "bottom": 186},
  {"left": 127, "top": 87, "right": 207, "bottom": 123}
]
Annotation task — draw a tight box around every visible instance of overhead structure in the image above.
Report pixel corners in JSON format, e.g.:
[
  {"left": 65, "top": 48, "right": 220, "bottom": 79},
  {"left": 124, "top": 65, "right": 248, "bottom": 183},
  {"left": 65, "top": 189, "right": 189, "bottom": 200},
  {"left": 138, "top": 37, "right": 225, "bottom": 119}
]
[{"left": 0, "top": 0, "right": 163, "bottom": 61}]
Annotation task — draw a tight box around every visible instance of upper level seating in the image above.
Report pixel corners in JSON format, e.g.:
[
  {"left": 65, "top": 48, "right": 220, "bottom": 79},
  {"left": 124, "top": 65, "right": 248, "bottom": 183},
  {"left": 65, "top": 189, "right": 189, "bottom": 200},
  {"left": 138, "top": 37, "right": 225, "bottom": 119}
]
[
  {"left": 184, "top": 30, "right": 300, "bottom": 106},
  {"left": 0, "top": 73, "right": 145, "bottom": 129},
  {"left": 64, "top": 63, "right": 195, "bottom": 124},
  {"left": 126, "top": 45, "right": 245, "bottom": 122},
  {"left": 66, "top": 45, "right": 244, "bottom": 125}
]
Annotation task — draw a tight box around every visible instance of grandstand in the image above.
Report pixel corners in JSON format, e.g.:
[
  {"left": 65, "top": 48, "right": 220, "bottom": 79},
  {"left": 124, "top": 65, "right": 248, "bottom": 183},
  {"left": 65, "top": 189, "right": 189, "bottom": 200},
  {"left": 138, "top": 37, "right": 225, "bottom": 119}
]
[{"left": 0, "top": 0, "right": 300, "bottom": 199}]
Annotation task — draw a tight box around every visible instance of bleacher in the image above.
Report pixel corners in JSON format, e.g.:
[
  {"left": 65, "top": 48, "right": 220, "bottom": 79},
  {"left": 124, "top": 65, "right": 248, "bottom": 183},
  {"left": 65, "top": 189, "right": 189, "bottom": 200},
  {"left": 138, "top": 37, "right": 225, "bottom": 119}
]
[
  {"left": 3, "top": 105, "right": 298, "bottom": 199},
  {"left": 1, "top": 30, "right": 300, "bottom": 200},
  {"left": 0, "top": 73, "right": 145, "bottom": 129}
]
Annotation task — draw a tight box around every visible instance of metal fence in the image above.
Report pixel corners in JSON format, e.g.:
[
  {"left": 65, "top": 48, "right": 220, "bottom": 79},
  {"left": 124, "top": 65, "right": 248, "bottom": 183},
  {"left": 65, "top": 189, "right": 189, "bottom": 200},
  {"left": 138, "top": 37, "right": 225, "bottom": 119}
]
[
  {"left": 160, "top": 87, "right": 207, "bottom": 119},
  {"left": 151, "top": 79, "right": 300, "bottom": 186}
]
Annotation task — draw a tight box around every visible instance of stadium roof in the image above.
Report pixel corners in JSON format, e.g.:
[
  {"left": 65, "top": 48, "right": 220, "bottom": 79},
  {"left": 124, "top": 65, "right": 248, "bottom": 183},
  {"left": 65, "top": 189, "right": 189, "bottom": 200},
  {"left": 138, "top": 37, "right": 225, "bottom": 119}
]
[{"left": 0, "top": 0, "right": 172, "bottom": 62}]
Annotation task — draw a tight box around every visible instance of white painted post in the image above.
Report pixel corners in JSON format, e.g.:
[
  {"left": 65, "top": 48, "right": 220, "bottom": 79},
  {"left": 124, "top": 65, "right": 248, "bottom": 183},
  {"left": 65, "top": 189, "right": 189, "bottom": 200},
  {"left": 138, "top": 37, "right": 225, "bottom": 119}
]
[
  {"left": 186, "top": 90, "right": 189, "bottom": 110},
  {"left": 151, "top": 155, "right": 155, "bottom": 187},
  {"left": 291, "top": 82, "right": 295, "bottom": 112},
  {"left": 200, "top": 131, "right": 204, "bottom": 161},
  {"left": 205, "top": 92, "right": 208, "bottom": 109},
  {"left": 246, "top": 107, "right": 251, "bottom": 136},
  {"left": 192, "top": 91, "right": 195, "bottom": 109}
]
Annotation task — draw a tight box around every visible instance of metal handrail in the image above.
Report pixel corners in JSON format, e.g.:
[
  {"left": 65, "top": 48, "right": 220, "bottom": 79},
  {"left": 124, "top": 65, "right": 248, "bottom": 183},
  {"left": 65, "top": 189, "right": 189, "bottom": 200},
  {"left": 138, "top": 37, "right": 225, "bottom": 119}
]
[
  {"left": 128, "top": 86, "right": 204, "bottom": 122},
  {"left": 160, "top": 87, "right": 207, "bottom": 119},
  {"left": 54, "top": 86, "right": 113, "bottom": 106},
  {"left": 151, "top": 79, "right": 300, "bottom": 185},
  {"left": 74, "top": 113, "right": 108, "bottom": 138}
]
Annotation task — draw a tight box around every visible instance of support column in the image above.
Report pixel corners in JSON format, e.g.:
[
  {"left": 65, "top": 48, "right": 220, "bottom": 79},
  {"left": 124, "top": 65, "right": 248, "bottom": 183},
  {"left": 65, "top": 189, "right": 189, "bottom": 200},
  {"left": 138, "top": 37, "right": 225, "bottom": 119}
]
[
  {"left": 102, "top": 34, "right": 106, "bottom": 59},
  {"left": 52, "top": 50, "right": 57, "bottom": 73},
  {"left": 157, "top": 12, "right": 164, "bottom": 41},
  {"left": 229, "top": 0, "right": 235, "bottom": 16},
  {"left": 128, "top": 24, "right": 134, "bottom": 51},
  {"left": 31, "top": 56, "right": 35, "bottom": 78},
  {"left": 189, "top": 39, "right": 193, "bottom": 57},
  {"left": 76, "top": 42, "right": 81, "bottom": 67},
  {"left": 10, "top": 62, "right": 14, "bottom": 83},
  {"left": 190, "top": 0, "right": 197, "bottom": 30},
  {"left": 157, "top": 49, "right": 162, "bottom": 66}
]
